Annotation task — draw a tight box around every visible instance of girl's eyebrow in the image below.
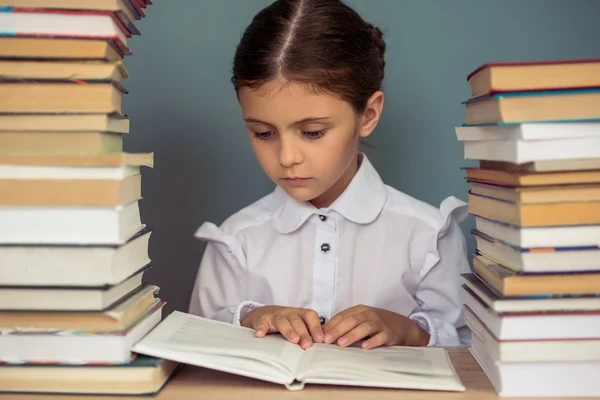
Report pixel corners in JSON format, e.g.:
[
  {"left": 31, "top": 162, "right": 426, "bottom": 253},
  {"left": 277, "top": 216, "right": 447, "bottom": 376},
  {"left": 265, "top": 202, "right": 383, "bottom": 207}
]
[{"left": 244, "top": 116, "right": 331, "bottom": 128}]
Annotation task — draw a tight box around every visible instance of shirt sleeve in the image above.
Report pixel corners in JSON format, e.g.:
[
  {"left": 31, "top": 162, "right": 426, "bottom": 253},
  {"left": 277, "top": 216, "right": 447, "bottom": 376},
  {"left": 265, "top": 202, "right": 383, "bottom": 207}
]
[
  {"left": 409, "top": 196, "right": 471, "bottom": 347},
  {"left": 188, "top": 222, "right": 264, "bottom": 325}
]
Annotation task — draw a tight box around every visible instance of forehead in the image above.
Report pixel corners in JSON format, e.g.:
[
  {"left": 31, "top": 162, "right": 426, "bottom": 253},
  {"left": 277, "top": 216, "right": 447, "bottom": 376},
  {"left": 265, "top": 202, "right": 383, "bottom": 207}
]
[{"left": 238, "top": 81, "right": 353, "bottom": 122}]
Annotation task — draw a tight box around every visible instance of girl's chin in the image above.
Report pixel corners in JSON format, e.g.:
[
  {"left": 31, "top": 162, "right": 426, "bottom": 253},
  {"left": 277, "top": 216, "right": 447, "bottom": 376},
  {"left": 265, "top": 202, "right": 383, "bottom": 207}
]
[{"left": 281, "top": 186, "right": 324, "bottom": 203}]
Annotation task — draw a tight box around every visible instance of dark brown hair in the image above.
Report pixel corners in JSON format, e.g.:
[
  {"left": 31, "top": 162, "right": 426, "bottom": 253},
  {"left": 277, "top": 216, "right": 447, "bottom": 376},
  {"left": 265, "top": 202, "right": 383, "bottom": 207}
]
[{"left": 232, "top": 0, "right": 386, "bottom": 112}]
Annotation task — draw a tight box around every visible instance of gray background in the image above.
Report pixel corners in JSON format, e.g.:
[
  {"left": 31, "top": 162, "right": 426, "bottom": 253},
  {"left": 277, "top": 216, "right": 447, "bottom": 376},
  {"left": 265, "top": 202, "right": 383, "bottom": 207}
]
[{"left": 123, "top": 0, "right": 600, "bottom": 315}]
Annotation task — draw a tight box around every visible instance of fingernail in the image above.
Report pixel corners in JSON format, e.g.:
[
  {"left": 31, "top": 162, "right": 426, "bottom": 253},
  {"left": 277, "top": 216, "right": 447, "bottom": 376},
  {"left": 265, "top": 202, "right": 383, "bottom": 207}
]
[
  {"left": 324, "top": 334, "right": 332, "bottom": 343},
  {"left": 338, "top": 338, "right": 347, "bottom": 346},
  {"left": 314, "top": 333, "right": 323, "bottom": 343},
  {"left": 362, "top": 342, "right": 371, "bottom": 349},
  {"left": 290, "top": 334, "right": 300, "bottom": 343},
  {"left": 302, "top": 339, "right": 311, "bottom": 349}
]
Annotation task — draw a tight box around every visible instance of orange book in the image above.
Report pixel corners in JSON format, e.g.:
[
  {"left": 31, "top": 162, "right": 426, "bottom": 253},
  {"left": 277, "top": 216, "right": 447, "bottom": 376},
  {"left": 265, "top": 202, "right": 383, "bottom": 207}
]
[
  {"left": 464, "top": 89, "right": 600, "bottom": 125},
  {"left": 0, "top": 152, "right": 153, "bottom": 167},
  {"left": 463, "top": 167, "right": 600, "bottom": 187},
  {"left": 472, "top": 255, "right": 600, "bottom": 297},
  {"left": 0, "top": 81, "right": 126, "bottom": 114},
  {"left": 0, "top": 286, "right": 158, "bottom": 331},
  {"left": 0, "top": 60, "right": 129, "bottom": 83},
  {"left": 468, "top": 192, "right": 600, "bottom": 227},
  {"left": 0, "top": 174, "right": 141, "bottom": 206},
  {"left": 467, "top": 58, "right": 600, "bottom": 98},
  {"left": 0, "top": 37, "right": 124, "bottom": 60},
  {"left": 469, "top": 181, "right": 600, "bottom": 204},
  {"left": 0, "top": 131, "right": 123, "bottom": 156},
  {"left": 0, "top": 113, "right": 129, "bottom": 132}
]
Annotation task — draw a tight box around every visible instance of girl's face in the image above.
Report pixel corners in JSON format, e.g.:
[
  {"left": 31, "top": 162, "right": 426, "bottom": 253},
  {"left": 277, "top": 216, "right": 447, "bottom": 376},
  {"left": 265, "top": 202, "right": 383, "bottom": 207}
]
[{"left": 239, "top": 81, "right": 383, "bottom": 208}]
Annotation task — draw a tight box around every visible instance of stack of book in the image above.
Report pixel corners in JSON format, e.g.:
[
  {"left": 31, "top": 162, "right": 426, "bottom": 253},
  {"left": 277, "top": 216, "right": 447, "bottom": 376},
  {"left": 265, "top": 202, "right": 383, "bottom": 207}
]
[
  {"left": 456, "top": 58, "right": 600, "bottom": 397},
  {"left": 0, "top": 1, "right": 179, "bottom": 395}
]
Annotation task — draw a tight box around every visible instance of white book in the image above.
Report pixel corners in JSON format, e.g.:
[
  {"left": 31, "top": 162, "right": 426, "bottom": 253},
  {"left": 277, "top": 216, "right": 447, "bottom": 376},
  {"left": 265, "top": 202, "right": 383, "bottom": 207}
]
[
  {"left": 0, "top": 10, "right": 127, "bottom": 48},
  {"left": 0, "top": 228, "right": 151, "bottom": 287},
  {"left": 461, "top": 275, "right": 600, "bottom": 313},
  {"left": 463, "top": 289, "right": 600, "bottom": 340},
  {"left": 132, "top": 311, "right": 465, "bottom": 392},
  {"left": 480, "top": 158, "right": 600, "bottom": 172},
  {"left": 0, "top": 267, "right": 148, "bottom": 311},
  {"left": 0, "top": 304, "right": 163, "bottom": 364},
  {"left": 463, "top": 136, "right": 600, "bottom": 163},
  {"left": 455, "top": 122, "right": 600, "bottom": 141},
  {"left": 474, "top": 216, "right": 600, "bottom": 248},
  {"left": 470, "top": 335, "right": 600, "bottom": 397},
  {"left": 0, "top": 164, "right": 139, "bottom": 179},
  {"left": 473, "top": 230, "right": 600, "bottom": 273},
  {"left": 465, "top": 306, "right": 600, "bottom": 363},
  {"left": 0, "top": 201, "right": 143, "bottom": 245}
]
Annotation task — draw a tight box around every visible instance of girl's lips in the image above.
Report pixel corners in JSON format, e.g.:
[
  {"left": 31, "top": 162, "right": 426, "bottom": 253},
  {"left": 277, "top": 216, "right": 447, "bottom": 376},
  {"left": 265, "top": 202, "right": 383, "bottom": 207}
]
[{"left": 283, "top": 178, "right": 311, "bottom": 187}]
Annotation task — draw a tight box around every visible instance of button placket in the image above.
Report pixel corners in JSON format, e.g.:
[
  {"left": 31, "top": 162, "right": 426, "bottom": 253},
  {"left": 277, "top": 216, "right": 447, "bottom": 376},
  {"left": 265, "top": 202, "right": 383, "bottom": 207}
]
[{"left": 312, "top": 217, "right": 337, "bottom": 320}]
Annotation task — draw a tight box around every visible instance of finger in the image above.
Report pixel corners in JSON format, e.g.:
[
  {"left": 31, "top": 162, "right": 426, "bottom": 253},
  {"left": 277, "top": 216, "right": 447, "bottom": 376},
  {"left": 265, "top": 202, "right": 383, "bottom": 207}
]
[
  {"left": 362, "top": 330, "right": 393, "bottom": 350},
  {"left": 254, "top": 318, "right": 270, "bottom": 338},
  {"left": 299, "top": 309, "right": 324, "bottom": 343},
  {"left": 322, "top": 313, "right": 344, "bottom": 334},
  {"left": 323, "top": 306, "right": 363, "bottom": 334},
  {"left": 289, "top": 314, "right": 312, "bottom": 349},
  {"left": 337, "top": 321, "right": 379, "bottom": 348},
  {"left": 324, "top": 313, "right": 366, "bottom": 344},
  {"left": 273, "top": 314, "right": 300, "bottom": 344}
]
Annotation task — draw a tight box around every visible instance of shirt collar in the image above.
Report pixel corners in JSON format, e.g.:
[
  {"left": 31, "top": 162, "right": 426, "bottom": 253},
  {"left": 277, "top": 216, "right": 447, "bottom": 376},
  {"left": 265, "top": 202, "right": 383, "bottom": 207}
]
[{"left": 272, "top": 153, "right": 388, "bottom": 234}]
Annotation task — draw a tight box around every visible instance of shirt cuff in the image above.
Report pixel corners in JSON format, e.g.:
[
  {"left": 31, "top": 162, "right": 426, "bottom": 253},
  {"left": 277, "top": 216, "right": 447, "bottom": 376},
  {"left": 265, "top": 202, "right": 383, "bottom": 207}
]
[
  {"left": 232, "top": 301, "right": 264, "bottom": 325},
  {"left": 409, "top": 312, "right": 438, "bottom": 346}
]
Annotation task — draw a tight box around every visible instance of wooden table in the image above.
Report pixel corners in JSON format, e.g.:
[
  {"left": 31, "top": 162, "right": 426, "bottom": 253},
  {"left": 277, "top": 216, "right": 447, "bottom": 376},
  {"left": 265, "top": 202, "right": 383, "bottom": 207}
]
[{"left": 0, "top": 347, "right": 581, "bottom": 400}]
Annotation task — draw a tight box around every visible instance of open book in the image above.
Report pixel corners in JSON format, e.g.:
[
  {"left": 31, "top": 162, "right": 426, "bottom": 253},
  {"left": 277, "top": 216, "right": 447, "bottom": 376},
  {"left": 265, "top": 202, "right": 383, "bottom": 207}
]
[{"left": 132, "top": 311, "right": 465, "bottom": 391}]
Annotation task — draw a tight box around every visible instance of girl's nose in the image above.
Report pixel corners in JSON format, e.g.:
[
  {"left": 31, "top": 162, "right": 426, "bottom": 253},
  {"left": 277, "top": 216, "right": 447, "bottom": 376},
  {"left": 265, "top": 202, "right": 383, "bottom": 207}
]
[{"left": 278, "top": 136, "right": 304, "bottom": 167}]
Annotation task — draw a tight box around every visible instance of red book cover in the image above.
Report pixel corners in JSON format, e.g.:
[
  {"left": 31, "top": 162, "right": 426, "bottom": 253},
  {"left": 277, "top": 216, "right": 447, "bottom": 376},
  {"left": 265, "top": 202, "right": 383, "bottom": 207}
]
[
  {"left": 133, "top": 0, "right": 147, "bottom": 8},
  {"left": 126, "top": 0, "right": 145, "bottom": 18}
]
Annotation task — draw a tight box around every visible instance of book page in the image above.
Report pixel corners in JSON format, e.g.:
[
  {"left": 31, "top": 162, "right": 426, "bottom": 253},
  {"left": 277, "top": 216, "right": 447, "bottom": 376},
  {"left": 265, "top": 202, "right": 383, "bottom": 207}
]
[
  {"left": 299, "top": 343, "right": 453, "bottom": 376},
  {"left": 295, "top": 344, "right": 465, "bottom": 391},
  {"left": 132, "top": 311, "right": 304, "bottom": 385}
]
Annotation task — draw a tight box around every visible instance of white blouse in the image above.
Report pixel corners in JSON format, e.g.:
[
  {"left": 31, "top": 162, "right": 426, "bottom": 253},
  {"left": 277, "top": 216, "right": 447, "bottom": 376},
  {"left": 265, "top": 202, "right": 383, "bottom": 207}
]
[{"left": 189, "top": 154, "right": 471, "bottom": 346}]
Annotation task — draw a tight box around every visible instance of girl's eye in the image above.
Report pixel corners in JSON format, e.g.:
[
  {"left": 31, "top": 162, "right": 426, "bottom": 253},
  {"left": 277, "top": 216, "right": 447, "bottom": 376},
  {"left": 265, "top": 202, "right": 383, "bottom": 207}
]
[
  {"left": 303, "top": 130, "right": 325, "bottom": 140},
  {"left": 254, "top": 131, "right": 275, "bottom": 140}
]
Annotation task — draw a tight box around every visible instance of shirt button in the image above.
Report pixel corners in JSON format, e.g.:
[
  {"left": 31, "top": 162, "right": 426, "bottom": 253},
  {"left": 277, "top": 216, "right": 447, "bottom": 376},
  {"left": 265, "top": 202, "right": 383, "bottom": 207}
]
[
  {"left": 319, "top": 215, "right": 327, "bottom": 222},
  {"left": 320, "top": 243, "right": 330, "bottom": 253}
]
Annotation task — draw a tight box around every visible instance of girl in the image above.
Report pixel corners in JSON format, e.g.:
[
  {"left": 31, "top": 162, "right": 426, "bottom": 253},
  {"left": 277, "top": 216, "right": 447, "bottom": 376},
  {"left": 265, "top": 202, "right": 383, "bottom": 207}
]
[{"left": 189, "top": 0, "right": 470, "bottom": 350}]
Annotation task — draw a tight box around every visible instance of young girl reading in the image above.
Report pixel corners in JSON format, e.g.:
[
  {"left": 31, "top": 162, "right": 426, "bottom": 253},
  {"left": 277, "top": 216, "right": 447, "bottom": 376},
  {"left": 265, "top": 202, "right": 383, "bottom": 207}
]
[{"left": 189, "top": 0, "right": 470, "bottom": 350}]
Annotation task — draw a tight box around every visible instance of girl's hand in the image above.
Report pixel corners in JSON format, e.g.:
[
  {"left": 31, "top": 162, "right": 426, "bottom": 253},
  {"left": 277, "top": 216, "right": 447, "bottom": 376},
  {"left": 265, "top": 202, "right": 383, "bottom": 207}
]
[
  {"left": 240, "top": 306, "right": 324, "bottom": 349},
  {"left": 322, "top": 305, "right": 430, "bottom": 349}
]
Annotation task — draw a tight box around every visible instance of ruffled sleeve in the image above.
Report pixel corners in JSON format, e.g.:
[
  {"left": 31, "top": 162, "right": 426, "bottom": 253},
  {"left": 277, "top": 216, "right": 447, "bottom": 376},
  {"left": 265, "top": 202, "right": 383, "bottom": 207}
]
[
  {"left": 409, "top": 196, "right": 471, "bottom": 346},
  {"left": 188, "top": 222, "right": 264, "bottom": 324}
]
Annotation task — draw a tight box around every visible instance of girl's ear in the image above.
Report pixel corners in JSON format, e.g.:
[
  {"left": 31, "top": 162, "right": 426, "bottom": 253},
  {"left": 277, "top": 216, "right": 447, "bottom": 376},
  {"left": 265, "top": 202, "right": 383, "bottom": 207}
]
[{"left": 358, "top": 91, "right": 384, "bottom": 139}]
